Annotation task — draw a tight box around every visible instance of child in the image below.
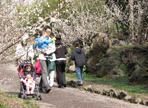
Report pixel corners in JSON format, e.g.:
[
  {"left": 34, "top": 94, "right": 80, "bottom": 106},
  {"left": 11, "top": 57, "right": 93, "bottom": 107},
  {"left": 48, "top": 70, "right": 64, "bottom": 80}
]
[
  {"left": 20, "top": 65, "right": 35, "bottom": 94},
  {"left": 33, "top": 29, "right": 53, "bottom": 60},
  {"left": 34, "top": 56, "right": 41, "bottom": 75},
  {"left": 71, "top": 40, "right": 86, "bottom": 86},
  {"left": 21, "top": 74, "right": 35, "bottom": 94}
]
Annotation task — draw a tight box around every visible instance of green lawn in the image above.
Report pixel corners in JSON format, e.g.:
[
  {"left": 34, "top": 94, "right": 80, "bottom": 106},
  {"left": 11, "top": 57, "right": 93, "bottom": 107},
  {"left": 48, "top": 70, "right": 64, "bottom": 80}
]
[{"left": 66, "top": 73, "right": 148, "bottom": 95}]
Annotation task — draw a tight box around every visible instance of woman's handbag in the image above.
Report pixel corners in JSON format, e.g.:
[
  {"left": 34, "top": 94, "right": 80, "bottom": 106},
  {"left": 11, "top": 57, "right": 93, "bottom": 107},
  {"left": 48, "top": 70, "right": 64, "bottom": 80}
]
[{"left": 49, "top": 61, "right": 55, "bottom": 70}]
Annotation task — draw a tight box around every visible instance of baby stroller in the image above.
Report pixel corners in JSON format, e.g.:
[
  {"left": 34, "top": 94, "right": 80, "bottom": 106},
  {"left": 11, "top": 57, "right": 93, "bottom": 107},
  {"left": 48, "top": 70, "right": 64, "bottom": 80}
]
[{"left": 17, "top": 60, "right": 42, "bottom": 100}]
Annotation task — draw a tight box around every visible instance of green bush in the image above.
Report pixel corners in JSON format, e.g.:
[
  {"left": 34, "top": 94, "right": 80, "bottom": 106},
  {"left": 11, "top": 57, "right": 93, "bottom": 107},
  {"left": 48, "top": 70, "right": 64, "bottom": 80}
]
[
  {"left": 65, "top": 62, "right": 70, "bottom": 71},
  {"left": 112, "top": 53, "right": 121, "bottom": 61},
  {"left": 68, "top": 52, "right": 72, "bottom": 56},
  {"left": 120, "top": 63, "right": 127, "bottom": 74},
  {"left": 98, "top": 54, "right": 106, "bottom": 62}
]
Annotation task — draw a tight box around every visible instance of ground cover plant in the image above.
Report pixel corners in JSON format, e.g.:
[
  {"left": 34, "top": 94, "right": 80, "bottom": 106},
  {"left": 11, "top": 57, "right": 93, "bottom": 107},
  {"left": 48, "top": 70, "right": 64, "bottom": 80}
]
[{"left": 0, "top": 90, "right": 39, "bottom": 108}]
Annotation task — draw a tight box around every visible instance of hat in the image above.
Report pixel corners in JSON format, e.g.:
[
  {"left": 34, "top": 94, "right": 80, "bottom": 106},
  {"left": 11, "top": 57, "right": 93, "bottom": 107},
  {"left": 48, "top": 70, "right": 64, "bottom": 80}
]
[{"left": 55, "top": 35, "right": 61, "bottom": 39}]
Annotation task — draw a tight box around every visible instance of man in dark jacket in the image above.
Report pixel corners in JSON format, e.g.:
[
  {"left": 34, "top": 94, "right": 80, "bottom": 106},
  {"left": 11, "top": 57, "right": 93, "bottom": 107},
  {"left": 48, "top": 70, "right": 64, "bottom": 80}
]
[
  {"left": 55, "top": 35, "right": 68, "bottom": 88},
  {"left": 71, "top": 40, "right": 86, "bottom": 86}
]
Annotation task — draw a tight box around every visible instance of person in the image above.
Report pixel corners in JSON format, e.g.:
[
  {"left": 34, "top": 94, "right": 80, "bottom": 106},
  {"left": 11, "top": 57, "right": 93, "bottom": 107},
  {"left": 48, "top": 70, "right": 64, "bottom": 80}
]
[
  {"left": 34, "top": 56, "right": 41, "bottom": 75},
  {"left": 55, "top": 35, "right": 68, "bottom": 88},
  {"left": 15, "top": 33, "right": 34, "bottom": 64},
  {"left": 21, "top": 74, "right": 35, "bottom": 94},
  {"left": 47, "top": 37, "right": 56, "bottom": 88},
  {"left": 36, "top": 26, "right": 53, "bottom": 93},
  {"left": 71, "top": 40, "right": 86, "bottom": 86},
  {"left": 20, "top": 65, "right": 35, "bottom": 94}
]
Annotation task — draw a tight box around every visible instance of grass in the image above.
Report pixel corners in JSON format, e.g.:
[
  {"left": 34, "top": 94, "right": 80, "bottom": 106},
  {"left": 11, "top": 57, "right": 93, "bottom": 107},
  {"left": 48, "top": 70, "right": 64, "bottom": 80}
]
[
  {"left": 113, "top": 44, "right": 148, "bottom": 52},
  {"left": 0, "top": 90, "right": 39, "bottom": 108},
  {"left": 113, "top": 44, "right": 136, "bottom": 51},
  {"left": 66, "top": 73, "right": 148, "bottom": 94}
]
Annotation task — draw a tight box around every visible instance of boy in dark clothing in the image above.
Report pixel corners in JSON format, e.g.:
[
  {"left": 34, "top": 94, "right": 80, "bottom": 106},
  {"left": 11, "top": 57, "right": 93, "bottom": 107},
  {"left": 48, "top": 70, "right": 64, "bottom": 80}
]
[{"left": 71, "top": 40, "right": 86, "bottom": 86}]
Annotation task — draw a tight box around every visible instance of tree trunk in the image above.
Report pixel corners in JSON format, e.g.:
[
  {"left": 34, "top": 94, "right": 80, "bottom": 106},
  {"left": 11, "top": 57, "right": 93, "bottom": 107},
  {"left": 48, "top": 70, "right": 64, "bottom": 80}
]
[
  {"left": 137, "top": 1, "right": 147, "bottom": 44},
  {"left": 129, "top": 0, "right": 134, "bottom": 39}
]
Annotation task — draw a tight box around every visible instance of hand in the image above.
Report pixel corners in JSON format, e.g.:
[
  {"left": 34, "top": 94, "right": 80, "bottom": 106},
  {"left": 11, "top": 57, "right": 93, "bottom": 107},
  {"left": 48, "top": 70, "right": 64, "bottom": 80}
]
[
  {"left": 41, "top": 51, "right": 46, "bottom": 54},
  {"left": 20, "top": 78, "right": 24, "bottom": 82},
  {"left": 29, "top": 56, "right": 32, "bottom": 59}
]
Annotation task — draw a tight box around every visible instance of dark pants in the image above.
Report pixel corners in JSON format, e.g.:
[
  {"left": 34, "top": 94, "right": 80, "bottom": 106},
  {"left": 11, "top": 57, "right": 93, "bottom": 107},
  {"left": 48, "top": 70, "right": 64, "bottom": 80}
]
[
  {"left": 56, "top": 60, "right": 66, "bottom": 86},
  {"left": 39, "top": 60, "right": 50, "bottom": 90}
]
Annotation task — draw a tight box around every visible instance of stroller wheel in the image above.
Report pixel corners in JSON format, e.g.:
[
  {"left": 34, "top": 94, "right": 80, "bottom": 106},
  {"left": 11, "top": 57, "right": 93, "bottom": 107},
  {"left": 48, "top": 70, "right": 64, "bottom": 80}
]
[
  {"left": 23, "top": 95, "right": 26, "bottom": 99},
  {"left": 32, "top": 95, "right": 34, "bottom": 98},
  {"left": 18, "top": 92, "right": 21, "bottom": 98},
  {"left": 38, "top": 95, "right": 42, "bottom": 100}
]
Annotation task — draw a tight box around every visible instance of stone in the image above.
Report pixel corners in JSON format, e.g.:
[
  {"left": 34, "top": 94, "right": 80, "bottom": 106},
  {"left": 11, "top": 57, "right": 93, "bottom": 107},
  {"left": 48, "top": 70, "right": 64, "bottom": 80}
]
[
  {"left": 124, "top": 95, "right": 133, "bottom": 102},
  {"left": 96, "top": 57, "right": 125, "bottom": 79},
  {"left": 68, "top": 80, "right": 77, "bottom": 87},
  {"left": 83, "top": 85, "right": 92, "bottom": 91},
  {"left": 135, "top": 98, "right": 142, "bottom": 104},
  {"left": 106, "top": 48, "right": 116, "bottom": 56},
  {"left": 142, "top": 100, "right": 148, "bottom": 105},
  {"left": 129, "top": 65, "right": 148, "bottom": 84},
  {"left": 103, "top": 89, "right": 110, "bottom": 96},
  {"left": 86, "top": 32, "right": 111, "bottom": 74},
  {"left": 67, "top": 60, "right": 75, "bottom": 73},
  {"left": 109, "top": 89, "right": 118, "bottom": 98},
  {"left": 119, "top": 90, "right": 127, "bottom": 99},
  {"left": 93, "top": 88, "right": 101, "bottom": 94}
]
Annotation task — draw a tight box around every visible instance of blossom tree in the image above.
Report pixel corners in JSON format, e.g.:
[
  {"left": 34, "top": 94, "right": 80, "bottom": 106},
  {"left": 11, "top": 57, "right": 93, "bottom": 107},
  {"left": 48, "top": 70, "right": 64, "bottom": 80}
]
[
  {"left": 52, "top": 0, "right": 148, "bottom": 46},
  {"left": 52, "top": 0, "right": 106, "bottom": 46},
  {"left": 0, "top": 0, "right": 72, "bottom": 64},
  {"left": 105, "top": 0, "right": 148, "bottom": 44}
]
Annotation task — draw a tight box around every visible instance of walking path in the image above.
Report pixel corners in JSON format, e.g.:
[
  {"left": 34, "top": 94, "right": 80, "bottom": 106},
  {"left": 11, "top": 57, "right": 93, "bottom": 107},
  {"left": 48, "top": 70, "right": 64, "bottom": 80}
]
[{"left": 0, "top": 63, "right": 147, "bottom": 108}]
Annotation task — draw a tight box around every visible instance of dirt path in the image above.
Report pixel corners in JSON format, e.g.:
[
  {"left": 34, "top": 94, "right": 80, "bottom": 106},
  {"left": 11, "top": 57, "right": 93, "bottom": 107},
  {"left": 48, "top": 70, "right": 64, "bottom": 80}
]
[{"left": 0, "top": 63, "right": 147, "bottom": 108}]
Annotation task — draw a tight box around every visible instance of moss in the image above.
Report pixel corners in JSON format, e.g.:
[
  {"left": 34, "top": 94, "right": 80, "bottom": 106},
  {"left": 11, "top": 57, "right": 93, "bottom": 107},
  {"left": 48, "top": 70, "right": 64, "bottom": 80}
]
[
  {"left": 98, "top": 54, "right": 106, "bottom": 62},
  {"left": 120, "top": 63, "right": 127, "bottom": 74},
  {"left": 112, "top": 53, "right": 121, "bottom": 61}
]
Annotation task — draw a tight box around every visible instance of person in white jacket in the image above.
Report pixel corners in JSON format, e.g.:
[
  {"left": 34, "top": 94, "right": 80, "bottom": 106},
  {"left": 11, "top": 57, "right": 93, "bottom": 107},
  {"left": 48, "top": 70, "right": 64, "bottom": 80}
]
[
  {"left": 38, "top": 26, "right": 54, "bottom": 93},
  {"left": 47, "top": 37, "right": 56, "bottom": 88},
  {"left": 15, "top": 33, "right": 34, "bottom": 64}
]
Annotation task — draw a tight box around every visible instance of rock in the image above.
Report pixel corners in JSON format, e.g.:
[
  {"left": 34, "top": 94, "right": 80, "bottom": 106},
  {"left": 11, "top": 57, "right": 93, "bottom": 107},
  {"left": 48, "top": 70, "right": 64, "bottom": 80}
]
[
  {"left": 93, "top": 88, "right": 101, "bottom": 94},
  {"left": 86, "top": 32, "right": 111, "bottom": 74},
  {"left": 135, "top": 98, "right": 142, "bottom": 104},
  {"left": 142, "top": 100, "right": 148, "bottom": 105},
  {"left": 109, "top": 89, "right": 118, "bottom": 98},
  {"left": 110, "top": 39, "right": 118, "bottom": 46},
  {"left": 103, "top": 89, "right": 110, "bottom": 96},
  {"left": 119, "top": 90, "right": 127, "bottom": 99},
  {"left": 129, "top": 65, "right": 148, "bottom": 84},
  {"left": 96, "top": 57, "right": 125, "bottom": 79},
  {"left": 124, "top": 95, "right": 133, "bottom": 102},
  {"left": 118, "top": 40, "right": 128, "bottom": 46},
  {"left": 106, "top": 48, "right": 116, "bottom": 56},
  {"left": 83, "top": 46, "right": 91, "bottom": 57},
  {"left": 87, "top": 87, "right": 93, "bottom": 92},
  {"left": 67, "top": 80, "right": 77, "bottom": 87},
  {"left": 83, "top": 85, "right": 92, "bottom": 91},
  {"left": 66, "top": 56, "right": 70, "bottom": 63},
  {"left": 67, "top": 60, "right": 75, "bottom": 73}
]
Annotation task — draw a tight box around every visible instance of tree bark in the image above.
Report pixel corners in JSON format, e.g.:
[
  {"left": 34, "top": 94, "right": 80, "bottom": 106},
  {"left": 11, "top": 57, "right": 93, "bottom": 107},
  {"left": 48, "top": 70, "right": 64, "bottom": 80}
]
[
  {"left": 129, "top": 0, "right": 134, "bottom": 39},
  {"left": 137, "top": 1, "right": 147, "bottom": 44}
]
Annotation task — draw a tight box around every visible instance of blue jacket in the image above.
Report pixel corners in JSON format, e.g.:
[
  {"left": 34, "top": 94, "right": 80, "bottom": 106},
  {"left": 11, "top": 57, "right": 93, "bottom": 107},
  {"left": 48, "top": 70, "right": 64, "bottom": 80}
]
[{"left": 33, "top": 36, "right": 53, "bottom": 49}]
